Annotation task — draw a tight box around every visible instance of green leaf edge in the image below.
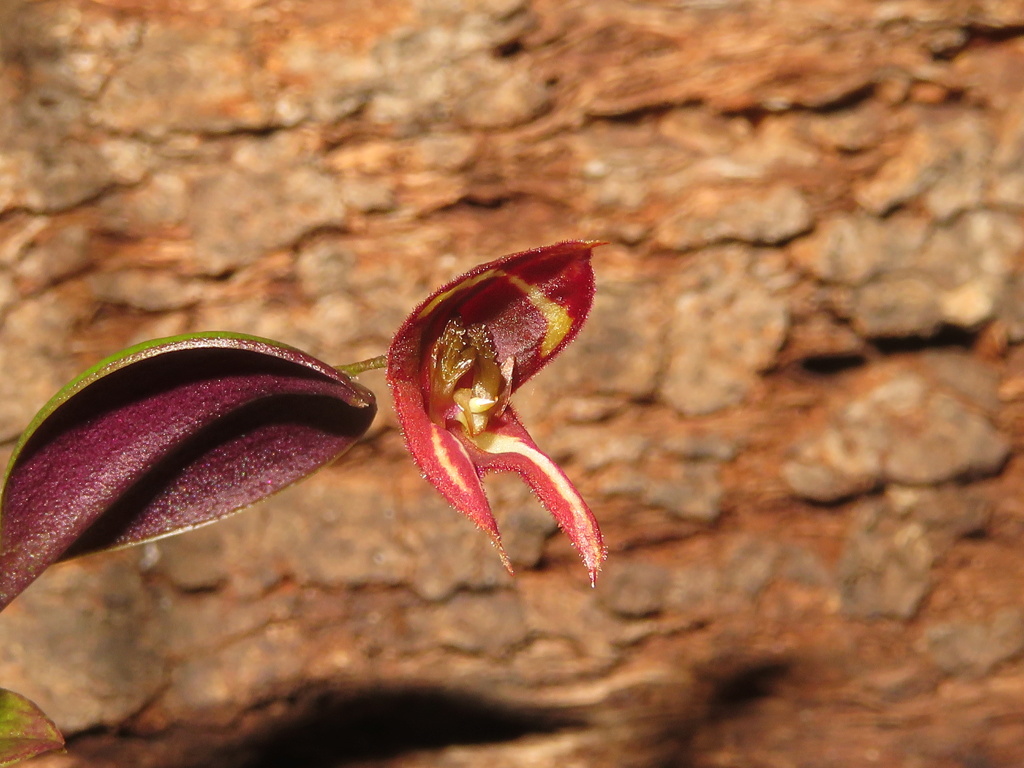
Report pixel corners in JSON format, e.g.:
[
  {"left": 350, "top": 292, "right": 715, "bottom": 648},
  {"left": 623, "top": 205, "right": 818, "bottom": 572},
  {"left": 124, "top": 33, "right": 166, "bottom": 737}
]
[
  {"left": 0, "top": 689, "right": 64, "bottom": 766},
  {"left": 0, "top": 330, "right": 371, "bottom": 517}
]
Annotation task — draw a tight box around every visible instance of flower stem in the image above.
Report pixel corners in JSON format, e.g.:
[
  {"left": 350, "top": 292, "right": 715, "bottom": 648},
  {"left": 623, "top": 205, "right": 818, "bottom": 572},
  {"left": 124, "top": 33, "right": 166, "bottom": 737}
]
[{"left": 335, "top": 354, "right": 387, "bottom": 376}]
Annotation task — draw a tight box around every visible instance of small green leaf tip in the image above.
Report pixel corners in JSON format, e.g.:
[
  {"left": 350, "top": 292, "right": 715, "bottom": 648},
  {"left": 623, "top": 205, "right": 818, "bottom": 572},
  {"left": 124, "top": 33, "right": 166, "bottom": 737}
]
[{"left": 0, "top": 689, "right": 64, "bottom": 767}]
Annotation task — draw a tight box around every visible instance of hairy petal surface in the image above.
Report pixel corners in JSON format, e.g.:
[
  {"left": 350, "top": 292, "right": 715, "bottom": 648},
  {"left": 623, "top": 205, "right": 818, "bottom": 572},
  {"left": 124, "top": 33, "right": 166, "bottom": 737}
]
[
  {"left": 463, "top": 408, "right": 605, "bottom": 582},
  {"left": 387, "top": 241, "right": 604, "bottom": 579}
]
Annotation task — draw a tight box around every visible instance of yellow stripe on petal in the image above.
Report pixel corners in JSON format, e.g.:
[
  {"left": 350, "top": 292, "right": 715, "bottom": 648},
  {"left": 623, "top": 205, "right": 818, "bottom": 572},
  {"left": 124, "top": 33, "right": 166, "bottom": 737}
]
[
  {"left": 417, "top": 269, "right": 498, "bottom": 320},
  {"left": 431, "top": 427, "right": 471, "bottom": 493},
  {"left": 418, "top": 267, "right": 573, "bottom": 358},
  {"left": 472, "top": 431, "right": 587, "bottom": 516},
  {"left": 504, "top": 274, "right": 573, "bottom": 357}
]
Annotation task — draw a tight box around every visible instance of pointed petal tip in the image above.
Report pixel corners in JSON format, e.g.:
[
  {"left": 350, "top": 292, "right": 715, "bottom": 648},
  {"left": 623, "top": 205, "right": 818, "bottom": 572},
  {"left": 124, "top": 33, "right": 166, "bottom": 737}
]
[
  {"left": 479, "top": 525, "right": 514, "bottom": 576},
  {"left": 584, "top": 545, "right": 607, "bottom": 587},
  {"left": 495, "top": 539, "right": 514, "bottom": 577}
]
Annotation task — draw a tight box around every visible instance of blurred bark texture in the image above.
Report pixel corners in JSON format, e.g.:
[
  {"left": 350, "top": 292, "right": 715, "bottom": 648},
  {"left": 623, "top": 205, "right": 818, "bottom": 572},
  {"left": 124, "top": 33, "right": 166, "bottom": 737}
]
[{"left": 2, "top": 1, "right": 1024, "bottom": 766}]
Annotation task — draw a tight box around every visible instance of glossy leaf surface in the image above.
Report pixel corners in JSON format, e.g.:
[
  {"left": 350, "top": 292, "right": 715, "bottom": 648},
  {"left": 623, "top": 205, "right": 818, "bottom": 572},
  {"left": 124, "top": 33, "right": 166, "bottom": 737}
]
[{"left": 0, "top": 333, "right": 376, "bottom": 610}]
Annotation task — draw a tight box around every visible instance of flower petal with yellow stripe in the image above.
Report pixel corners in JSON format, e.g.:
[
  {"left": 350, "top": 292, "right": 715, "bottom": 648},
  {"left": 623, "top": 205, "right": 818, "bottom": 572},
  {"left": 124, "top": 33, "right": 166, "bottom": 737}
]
[{"left": 386, "top": 241, "right": 606, "bottom": 583}]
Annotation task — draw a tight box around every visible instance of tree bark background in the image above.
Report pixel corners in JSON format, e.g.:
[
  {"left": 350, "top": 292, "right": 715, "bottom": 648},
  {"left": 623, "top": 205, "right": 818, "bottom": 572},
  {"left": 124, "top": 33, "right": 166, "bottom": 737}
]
[{"left": 2, "top": 1, "right": 1024, "bottom": 766}]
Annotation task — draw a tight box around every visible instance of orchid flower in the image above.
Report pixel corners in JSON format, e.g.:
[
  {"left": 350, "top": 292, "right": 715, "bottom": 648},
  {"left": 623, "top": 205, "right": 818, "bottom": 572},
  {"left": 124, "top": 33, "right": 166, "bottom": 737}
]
[{"left": 386, "top": 241, "right": 606, "bottom": 583}]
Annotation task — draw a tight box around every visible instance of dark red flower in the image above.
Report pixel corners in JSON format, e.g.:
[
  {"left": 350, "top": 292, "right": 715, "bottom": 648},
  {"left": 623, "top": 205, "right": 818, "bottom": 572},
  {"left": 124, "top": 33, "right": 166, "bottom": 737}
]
[{"left": 386, "top": 241, "right": 606, "bottom": 582}]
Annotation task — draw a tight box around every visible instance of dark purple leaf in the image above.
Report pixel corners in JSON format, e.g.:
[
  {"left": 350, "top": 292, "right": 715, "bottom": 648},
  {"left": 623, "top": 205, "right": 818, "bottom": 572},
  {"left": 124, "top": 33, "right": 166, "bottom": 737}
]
[{"left": 0, "top": 333, "right": 376, "bottom": 610}]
